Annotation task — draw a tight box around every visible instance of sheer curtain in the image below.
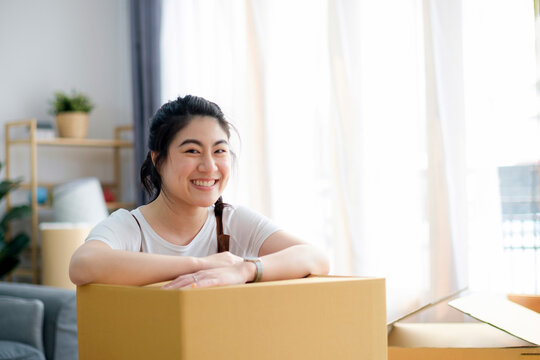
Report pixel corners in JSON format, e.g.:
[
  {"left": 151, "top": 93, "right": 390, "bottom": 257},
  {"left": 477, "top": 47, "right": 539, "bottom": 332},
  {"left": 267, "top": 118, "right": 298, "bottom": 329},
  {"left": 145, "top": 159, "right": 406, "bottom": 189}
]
[
  {"left": 463, "top": 0, "right": 537, "bottom": 294},
  {"left": 424, "top": 0, "right": 468, "bottom": 317},
  {"left": 160, "top": 0, "right": 477, "bottom": 321}
]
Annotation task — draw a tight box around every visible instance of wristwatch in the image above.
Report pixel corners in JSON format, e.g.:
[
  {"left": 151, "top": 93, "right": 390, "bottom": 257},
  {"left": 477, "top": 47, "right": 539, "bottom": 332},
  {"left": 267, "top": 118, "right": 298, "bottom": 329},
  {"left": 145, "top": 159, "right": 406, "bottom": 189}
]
[{"left": 244, "top": 257, "right": 263, "bottom": 283}]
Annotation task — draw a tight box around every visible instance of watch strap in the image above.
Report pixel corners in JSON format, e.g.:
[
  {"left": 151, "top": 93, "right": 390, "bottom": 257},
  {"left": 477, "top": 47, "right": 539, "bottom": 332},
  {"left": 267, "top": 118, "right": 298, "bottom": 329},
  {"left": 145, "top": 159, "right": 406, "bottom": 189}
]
[{"left": 244, "top": 257, "right": 263, "bottom": 283}]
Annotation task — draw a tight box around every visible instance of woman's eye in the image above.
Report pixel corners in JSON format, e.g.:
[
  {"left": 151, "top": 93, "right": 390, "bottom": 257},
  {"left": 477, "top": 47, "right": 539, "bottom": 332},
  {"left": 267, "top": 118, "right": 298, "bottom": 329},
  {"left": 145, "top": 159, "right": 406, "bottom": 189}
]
[
  {"left": 185, "top": 149, "right": 199, "bottom": 154},
  {"left": 215, "top": 149, "right": 227, "bottom": 154}
]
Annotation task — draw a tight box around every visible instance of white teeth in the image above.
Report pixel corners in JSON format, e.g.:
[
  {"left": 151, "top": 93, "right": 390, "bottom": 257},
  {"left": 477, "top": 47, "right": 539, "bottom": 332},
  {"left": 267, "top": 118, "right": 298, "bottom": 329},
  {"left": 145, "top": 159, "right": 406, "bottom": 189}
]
[{"left": 192, "top": 179, "right": 216, "bottom": 187}]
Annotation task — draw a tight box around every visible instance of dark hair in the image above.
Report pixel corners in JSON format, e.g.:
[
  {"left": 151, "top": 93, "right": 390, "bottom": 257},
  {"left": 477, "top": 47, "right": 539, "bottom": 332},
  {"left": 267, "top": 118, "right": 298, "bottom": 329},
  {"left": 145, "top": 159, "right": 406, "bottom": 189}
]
[{"left": 140, "top": 95, "right": 233, "bottom": 203}]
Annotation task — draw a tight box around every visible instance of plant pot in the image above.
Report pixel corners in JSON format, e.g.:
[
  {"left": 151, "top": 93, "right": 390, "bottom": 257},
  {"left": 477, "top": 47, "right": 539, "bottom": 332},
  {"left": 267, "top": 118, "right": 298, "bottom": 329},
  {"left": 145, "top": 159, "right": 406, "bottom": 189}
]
[{"left": 55, "top": 112, "right": 89, "bottom": 138}]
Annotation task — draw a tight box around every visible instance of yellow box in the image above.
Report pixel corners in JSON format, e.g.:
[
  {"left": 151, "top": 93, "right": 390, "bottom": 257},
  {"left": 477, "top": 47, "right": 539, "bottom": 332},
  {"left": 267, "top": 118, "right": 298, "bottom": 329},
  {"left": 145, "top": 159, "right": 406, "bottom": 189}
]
[
  {"left": 77, "top": 276, "right": 386, "bottom": 360},
  {"left": 388, "top": 293, "right": 540, "bottom": 360}
]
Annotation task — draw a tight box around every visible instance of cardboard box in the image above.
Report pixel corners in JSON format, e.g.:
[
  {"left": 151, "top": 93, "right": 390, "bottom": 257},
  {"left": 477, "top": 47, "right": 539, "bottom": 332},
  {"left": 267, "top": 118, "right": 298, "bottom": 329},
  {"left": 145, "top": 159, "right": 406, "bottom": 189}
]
[
  {"left": 77, "top": 276, "right": 386, "bottom": 360},
  {"left": 388, "top": 293, "right": 540, "bottom": 360},
  {"left": 508, "top": 294, "right": 540, "bottom": 313}
]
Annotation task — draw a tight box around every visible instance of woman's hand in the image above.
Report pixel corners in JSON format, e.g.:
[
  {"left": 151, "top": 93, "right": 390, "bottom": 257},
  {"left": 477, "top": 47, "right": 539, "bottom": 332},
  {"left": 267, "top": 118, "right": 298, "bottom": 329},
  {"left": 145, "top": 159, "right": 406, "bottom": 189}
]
[
  {"left": 162, "top": 261, "right": 255, "bottom": 289},
  {"left": 200, "top": 251, "right": 244, "bottom": 270}
]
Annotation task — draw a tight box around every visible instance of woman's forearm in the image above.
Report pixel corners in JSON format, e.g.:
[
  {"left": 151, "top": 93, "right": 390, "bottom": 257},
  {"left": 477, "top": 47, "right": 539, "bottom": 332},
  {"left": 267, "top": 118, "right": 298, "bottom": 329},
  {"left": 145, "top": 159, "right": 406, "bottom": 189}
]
[
  {"left": 69, "top": 241, "right": 244, "bottom": 286},
  {"left": 255, "top": 244, "right": 330, "bottom": 282},
  {"left": 70, "top": 238, "right": 329, "bottom": 288},
  {"left": 69, "top": 242, "right": 202, "bottom": 286},
  {"left": 162, "top": 244, "right": 330, "bottom": 289}
]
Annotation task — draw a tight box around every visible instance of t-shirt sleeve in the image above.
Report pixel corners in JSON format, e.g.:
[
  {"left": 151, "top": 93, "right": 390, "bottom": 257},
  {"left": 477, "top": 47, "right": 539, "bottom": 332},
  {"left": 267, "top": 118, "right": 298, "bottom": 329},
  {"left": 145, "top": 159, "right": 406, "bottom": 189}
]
[
  {"left": 85, "top": 209, "right": 141, "bottom": 251},
  {"left": 225, "top": 205, "right": 281, "bottom": 257}
]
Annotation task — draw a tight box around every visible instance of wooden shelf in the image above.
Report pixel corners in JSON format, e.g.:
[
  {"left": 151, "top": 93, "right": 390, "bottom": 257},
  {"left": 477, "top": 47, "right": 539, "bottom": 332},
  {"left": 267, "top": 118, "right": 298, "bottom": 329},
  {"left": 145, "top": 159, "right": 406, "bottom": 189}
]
[
  {"left": 38, "top": 203, "right": 134, "bottom": 213},
  {"left": 19, "top": 181, "right": 120, "bottom": 190},
  {"left": 4, "top": 118, "right": 134, "bottom": 284},
  {"left": 8, "top": 138, "right": 132, "bottom": 148}
]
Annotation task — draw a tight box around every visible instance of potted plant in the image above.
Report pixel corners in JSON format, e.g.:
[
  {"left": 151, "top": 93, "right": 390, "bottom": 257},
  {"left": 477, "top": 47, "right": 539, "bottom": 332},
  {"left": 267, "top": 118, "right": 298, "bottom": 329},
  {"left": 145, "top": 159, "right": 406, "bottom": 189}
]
[
  {"left": 49, "top": 90, "right": 94, "bottom": 138},
  {"left": 0, "top": 162, "right": 32, "bottom": 278}
]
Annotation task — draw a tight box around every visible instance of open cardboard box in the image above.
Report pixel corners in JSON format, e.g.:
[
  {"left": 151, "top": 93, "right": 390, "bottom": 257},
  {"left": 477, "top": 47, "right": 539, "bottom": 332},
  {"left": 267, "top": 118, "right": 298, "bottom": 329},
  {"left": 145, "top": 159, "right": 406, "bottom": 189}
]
[
  {"left": 77, "top": 276, "right": 387, "bottom": 360},
  {"left": 508, "top": 294, "right": 540, "bottom": 314},
  {"left": 388, "top": 293, "right": 540, "bottom": 360}
]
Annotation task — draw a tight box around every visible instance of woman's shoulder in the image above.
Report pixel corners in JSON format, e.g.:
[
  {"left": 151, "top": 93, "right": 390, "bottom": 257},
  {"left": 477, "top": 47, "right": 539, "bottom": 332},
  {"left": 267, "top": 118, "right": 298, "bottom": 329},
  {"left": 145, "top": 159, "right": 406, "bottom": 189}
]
[
  {"left": 222, "top": 203, "right": 276, "bottom": 227},
  {"left": 222, "top": 203, "right": 248, "bottom": 218},
  {"left": 87, "top": 207, "right": 141, "bottom": 250},
  {"left": 94, "top": 207, "right": 139, "bottom": 230},
  {"left": 221, "top": 203, "right": 281, "bottom": 255},
  {"left": 107, "top": 208, "right": 138, "bottom": 222},
  {"left": 110, "top": 207, "right": 135, "bottom": 217}
]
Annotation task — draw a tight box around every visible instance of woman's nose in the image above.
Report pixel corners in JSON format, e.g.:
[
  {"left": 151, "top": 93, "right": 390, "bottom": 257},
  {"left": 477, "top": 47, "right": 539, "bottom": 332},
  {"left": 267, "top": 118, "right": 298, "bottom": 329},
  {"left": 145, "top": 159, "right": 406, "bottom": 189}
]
[{"left": 198, "top": 154, "right": 217, "bottom": 172}]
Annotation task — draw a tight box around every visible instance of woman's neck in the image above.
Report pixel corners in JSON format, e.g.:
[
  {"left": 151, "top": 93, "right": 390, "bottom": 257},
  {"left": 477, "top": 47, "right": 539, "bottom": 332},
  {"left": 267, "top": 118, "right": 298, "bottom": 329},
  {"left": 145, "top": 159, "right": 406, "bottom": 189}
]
[{"left": 139, "top": 194, "right": 209, "bottom": 246}]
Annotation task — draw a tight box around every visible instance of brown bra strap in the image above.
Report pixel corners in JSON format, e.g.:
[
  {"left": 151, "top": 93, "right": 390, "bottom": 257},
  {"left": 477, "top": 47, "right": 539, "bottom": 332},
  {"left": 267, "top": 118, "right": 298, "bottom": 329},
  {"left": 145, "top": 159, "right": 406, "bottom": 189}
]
[
  {"left": 131, "top": 214, "right": 144, "bottom": 252},
  {"left": 215, "top": 210, "right": 230, "bottom": 253}
]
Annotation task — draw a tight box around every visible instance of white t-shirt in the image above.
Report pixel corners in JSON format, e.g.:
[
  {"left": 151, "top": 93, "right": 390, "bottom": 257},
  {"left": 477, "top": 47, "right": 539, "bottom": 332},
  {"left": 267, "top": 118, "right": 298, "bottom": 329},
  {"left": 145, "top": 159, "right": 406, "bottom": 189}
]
[{"left": 85, "top": 205, "right": 280, "bottom": 258}]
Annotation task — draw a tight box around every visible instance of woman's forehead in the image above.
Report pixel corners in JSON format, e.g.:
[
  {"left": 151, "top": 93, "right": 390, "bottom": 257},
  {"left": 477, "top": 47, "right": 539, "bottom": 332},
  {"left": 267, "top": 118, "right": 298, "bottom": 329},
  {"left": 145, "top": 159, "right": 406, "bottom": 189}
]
[{"left": 173, "top": 116, "right": 229, "bottom": 143}]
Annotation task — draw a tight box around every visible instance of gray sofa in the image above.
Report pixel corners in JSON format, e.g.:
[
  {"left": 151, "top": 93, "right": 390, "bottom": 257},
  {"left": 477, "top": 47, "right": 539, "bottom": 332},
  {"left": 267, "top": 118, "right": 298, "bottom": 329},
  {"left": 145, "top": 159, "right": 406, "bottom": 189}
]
[{"left": 0, "top": 282, "right": 78, "bottom": 360}]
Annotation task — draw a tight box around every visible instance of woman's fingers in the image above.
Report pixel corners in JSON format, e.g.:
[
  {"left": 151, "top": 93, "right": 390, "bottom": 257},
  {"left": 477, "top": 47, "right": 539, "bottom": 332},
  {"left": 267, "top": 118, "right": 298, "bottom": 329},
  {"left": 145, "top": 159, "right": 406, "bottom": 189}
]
[
  {"left": 162, "top": 264, "right": 245, "bottom": 289},
  {"left": 162, "top": 273, "right": 198, "bottom": 289},
  {"left": 181, "top": 276, "right": 220, "bottom": 289}
]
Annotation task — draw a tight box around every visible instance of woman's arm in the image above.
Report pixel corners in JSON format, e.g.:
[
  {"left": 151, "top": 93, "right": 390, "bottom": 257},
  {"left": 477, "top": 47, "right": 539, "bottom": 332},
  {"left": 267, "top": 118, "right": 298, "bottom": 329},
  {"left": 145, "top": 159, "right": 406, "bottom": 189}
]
[
  {"left": 162, "top": 230, "right": 329, "bottom": 289},
  {"left": 255, "top": 230, "right": 329, "bottom": 281},
  {"left": 69, "top": 240, "right": 243, "bottom": 286}
]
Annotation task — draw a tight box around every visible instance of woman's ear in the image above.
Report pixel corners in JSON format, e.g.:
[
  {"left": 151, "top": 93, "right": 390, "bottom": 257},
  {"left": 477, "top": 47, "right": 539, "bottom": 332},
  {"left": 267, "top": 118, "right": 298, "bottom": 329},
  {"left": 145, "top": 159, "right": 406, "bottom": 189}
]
[{"left": 151, "top": 151, "right": 158, "bottom": 167}]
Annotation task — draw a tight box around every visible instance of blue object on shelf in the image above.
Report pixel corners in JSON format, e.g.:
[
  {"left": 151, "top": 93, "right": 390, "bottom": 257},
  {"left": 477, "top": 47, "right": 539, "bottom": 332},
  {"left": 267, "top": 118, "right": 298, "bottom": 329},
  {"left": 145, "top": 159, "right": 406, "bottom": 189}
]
[{"left": 28, "top": 187, "right": 48, "bottom": 204}]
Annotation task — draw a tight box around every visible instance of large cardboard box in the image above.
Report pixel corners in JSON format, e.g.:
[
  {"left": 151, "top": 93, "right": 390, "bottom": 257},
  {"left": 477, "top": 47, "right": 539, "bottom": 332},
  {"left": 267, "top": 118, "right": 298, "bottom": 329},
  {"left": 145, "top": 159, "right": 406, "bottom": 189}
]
[
  {"left": 388, "top": 293, "right": 540, "bottom": 360},
  {"left": 77, "top": 276, "right": 386, "bottom": 360}
]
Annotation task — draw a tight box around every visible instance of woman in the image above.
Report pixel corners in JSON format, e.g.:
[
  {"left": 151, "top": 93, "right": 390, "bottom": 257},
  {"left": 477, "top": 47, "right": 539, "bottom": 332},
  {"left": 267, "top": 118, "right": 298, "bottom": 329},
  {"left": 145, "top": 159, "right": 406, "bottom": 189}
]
[{"left": 69, "top": 95, "right": 329, "bottom": 288}]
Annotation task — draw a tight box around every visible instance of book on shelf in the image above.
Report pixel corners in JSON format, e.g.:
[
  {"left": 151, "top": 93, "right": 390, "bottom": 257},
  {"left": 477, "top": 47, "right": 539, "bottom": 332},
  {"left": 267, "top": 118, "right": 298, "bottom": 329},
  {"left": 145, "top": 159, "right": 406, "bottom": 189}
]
[{"left": 9, "top": 121, "right": 56, "bottom": 140}]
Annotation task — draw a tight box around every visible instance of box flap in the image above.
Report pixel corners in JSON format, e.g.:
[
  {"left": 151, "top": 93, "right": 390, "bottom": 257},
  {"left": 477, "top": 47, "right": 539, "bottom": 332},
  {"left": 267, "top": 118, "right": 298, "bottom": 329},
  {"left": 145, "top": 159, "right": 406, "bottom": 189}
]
[
  {"left": 449, "top": 294, "right": 540, "bottom": 345},
  {"left": 508, "top": 294, "right": 540, "bottom": 313},
  {"left": 388, "top": 322, "right": 533, "bottom": 348},
  {"left": 386, "top": 287, "right": 468, "bottom": 328}
]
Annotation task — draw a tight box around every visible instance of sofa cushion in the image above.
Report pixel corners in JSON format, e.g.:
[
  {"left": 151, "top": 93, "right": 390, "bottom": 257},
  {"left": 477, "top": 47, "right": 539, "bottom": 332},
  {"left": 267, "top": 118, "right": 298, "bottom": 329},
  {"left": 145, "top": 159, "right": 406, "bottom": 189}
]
[
  {"left": 0, "top": 340, "right": 45, "bottom": 360},
  {"left": 0, "top": 296, "right": 44, "bottom": 352},
  {"left": 0, "top": 283, "right": 77, "bottom": 360}
]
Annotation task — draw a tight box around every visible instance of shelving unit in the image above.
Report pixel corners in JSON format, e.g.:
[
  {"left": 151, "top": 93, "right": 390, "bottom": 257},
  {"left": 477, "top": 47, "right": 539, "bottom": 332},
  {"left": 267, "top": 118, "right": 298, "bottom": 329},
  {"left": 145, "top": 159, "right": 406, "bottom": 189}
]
[{"left": 4, "top": 118, "right": 134, "bottom": 283}]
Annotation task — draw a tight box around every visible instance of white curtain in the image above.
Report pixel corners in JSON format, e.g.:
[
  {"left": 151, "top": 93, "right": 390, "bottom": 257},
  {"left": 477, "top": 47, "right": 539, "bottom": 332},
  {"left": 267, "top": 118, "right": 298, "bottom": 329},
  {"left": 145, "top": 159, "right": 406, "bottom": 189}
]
[
  {"left": 423, "top": 0, "right": 468, "bottom": 319},
  {"left": 325, "top": 0, "right": 436, "bottom": 321},
  {"left": 462, "top": 0, "right": 538, "bottom": 294},
  {"left": 160, "top": 0, "right": 536, "bottom": 321}
]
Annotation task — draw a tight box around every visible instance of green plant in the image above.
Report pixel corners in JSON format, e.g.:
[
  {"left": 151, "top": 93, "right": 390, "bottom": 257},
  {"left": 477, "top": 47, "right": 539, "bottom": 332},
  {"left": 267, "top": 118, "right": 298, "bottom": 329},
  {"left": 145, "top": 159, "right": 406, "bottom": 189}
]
[
  {"left": 48, "top": 90, "right": 94, "bottom": 115},
  {"left": 0, "top": 162, "right": 32, "bottom": 278}
]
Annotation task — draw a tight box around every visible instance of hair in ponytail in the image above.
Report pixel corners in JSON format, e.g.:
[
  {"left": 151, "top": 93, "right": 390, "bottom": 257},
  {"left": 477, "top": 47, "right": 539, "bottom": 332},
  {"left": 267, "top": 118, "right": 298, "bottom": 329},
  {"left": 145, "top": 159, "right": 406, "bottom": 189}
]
[
  {"left": 140, "top": 152, "right": 161, "bottom": 200},
  {"left": 214, "top": 196, "right": 226, "bottom": 216}
]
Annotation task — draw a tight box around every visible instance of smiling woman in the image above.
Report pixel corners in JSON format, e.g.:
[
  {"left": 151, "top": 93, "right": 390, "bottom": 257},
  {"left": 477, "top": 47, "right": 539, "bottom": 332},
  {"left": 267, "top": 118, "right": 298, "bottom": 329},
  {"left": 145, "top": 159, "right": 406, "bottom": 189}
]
[{"left": 68, "top": 95, "right": 329, "bottom": 288}]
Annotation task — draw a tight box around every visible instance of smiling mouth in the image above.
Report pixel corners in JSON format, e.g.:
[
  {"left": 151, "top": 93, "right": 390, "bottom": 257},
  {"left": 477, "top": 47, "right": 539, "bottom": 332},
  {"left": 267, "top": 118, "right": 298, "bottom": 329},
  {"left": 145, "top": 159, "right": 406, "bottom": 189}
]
[{"left": 191, "top": 179, "right": 218, "bottom": 187}]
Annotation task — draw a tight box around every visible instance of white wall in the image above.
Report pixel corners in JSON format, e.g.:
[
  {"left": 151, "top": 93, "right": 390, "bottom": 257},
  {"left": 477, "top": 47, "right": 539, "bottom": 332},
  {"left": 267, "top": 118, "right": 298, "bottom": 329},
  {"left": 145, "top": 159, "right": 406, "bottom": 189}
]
[{"left": 0, "top": 0, "right": 134, "bottom": 203}]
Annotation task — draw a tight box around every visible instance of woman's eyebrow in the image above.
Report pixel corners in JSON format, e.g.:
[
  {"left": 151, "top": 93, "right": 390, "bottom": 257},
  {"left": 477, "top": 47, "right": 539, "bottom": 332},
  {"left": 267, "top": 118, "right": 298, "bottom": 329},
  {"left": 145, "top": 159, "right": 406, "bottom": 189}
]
[
  {"left": 180, "top": 139, "right": 202, "bottom": 147},
  {"left": 179, "top": 139, "right": 229, "bottom": 146},
  {"left": 214, "top": 139, "right": 229, "bottom": 146}
]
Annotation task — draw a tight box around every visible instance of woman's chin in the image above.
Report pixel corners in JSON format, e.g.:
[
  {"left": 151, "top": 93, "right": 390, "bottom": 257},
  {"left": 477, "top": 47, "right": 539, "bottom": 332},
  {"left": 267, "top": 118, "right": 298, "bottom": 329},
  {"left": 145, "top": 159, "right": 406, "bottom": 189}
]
[{"left": 195, "top": 197, "right": 221, "bottom": 208}]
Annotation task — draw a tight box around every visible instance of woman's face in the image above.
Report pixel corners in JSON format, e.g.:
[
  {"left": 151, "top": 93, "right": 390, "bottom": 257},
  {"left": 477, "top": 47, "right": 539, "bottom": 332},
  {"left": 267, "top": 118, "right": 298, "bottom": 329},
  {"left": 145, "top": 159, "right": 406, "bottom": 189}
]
[{"left": 156, "top": 115, "right": 231, "bottom": 209}]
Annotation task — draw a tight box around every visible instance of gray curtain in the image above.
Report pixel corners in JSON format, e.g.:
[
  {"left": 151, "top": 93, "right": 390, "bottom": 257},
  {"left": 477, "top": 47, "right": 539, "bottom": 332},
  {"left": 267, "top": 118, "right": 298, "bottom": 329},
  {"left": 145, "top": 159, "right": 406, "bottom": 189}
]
[{"left": 130, "top": 0, "right": 162, "bottom": 205}]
